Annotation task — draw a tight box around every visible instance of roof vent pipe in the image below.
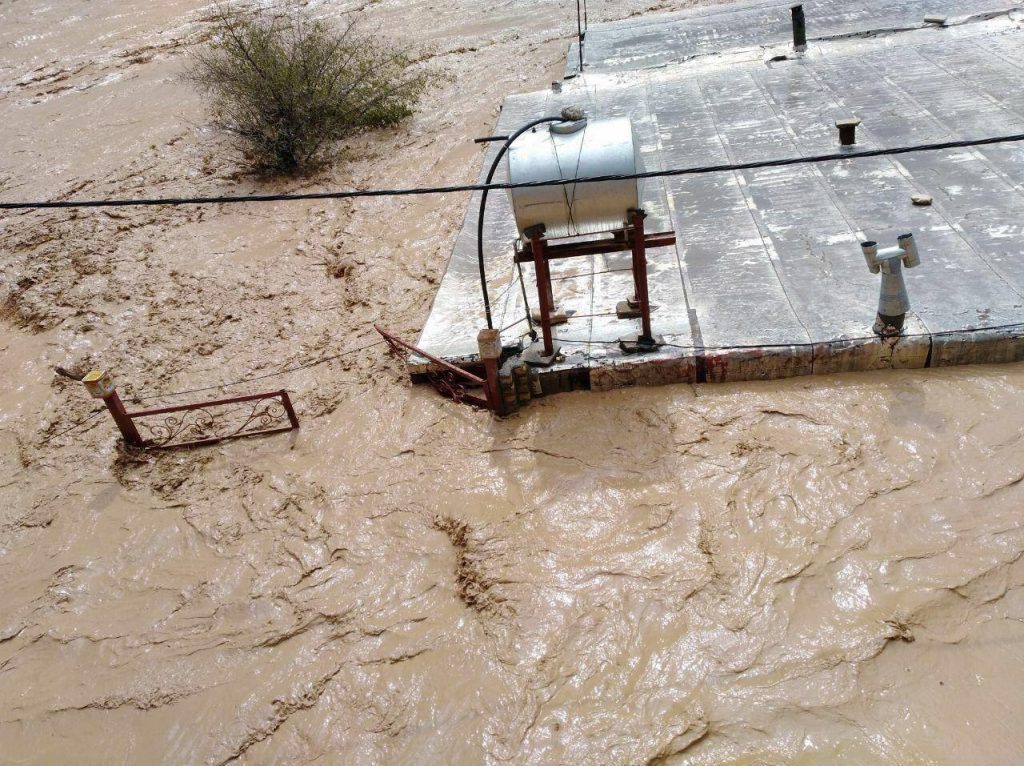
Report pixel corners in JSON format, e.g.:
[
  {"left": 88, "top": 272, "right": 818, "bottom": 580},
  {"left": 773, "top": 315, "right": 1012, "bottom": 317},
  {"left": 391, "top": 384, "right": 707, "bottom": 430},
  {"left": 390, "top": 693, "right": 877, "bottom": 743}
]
[
  {"left": 792, "top": 5, "right": 807, "bottom": 50},
  {"left": 862, "top": 233, "right": 921, "bottom": 335}
]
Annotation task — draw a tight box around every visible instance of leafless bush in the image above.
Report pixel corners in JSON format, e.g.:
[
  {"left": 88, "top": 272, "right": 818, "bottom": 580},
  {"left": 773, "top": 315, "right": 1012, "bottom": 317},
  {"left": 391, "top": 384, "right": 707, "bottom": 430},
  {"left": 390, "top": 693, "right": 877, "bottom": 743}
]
[{"left": 189, "top": 4, "right": 436, "bottom": 172}]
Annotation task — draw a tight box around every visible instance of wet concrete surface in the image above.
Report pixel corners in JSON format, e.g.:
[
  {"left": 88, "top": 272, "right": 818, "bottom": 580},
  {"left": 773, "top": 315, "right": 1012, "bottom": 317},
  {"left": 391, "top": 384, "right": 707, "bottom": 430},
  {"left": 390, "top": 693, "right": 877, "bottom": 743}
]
[
  {"left": 418, "top": 1, "right": 1024, "bottom": 388},
  {"left": 569, "top": 0, "right": 1023, "bottom": 75}
]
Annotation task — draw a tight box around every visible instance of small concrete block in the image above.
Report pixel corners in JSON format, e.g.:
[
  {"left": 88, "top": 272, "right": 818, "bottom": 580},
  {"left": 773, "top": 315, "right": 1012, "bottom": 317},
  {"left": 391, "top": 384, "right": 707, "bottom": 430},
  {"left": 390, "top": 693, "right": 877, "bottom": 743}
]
[
  {"left": 616, "top": 299, "right": 642, "bottom": 319},
  {"left": 522, "top": 341, "right": 562, "bottom": 367},
  {"left": 530, "top": 308, "right": 568, "bottom": 325},
  {"left": 911, "top": 194, "right": 934, "bottom": 206},
  {"left": 924, "top": 15, "right": 948, "bottom": 25},
  {"left": 477, "top": 328, "right": 502, "bottom": 360}
]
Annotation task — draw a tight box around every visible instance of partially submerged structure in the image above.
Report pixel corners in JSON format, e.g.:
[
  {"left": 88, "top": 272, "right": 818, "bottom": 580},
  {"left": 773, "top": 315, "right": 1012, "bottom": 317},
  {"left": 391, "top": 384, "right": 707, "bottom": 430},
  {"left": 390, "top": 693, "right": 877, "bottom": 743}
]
[{"left": 415, "top": 0, "right": 1024, "bottom": 407}]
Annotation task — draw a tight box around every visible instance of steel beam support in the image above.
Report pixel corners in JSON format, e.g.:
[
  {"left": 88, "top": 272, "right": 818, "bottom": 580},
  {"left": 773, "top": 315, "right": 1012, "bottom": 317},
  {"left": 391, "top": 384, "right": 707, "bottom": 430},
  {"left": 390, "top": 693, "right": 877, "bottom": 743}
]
[
  {"left": 629, "top": 209, "right": 654, "bottom": 342},
  {"left": 529, "top": 228, "right": 556, "bottom": 357}
]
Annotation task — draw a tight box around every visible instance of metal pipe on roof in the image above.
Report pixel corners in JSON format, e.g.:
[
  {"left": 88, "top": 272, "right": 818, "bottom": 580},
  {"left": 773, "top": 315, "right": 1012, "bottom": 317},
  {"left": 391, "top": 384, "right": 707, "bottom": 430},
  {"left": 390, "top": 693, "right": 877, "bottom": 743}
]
[{"left": 792, "top": 5, "right": 807, "bottom": 50}]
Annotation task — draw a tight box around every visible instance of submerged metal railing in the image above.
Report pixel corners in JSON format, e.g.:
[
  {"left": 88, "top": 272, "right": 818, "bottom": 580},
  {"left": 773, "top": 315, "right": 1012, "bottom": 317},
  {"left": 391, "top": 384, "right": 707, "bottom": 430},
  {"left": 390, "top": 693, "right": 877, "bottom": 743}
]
[
  {"left": 126, "top": 390, "right": 299, "bottom": 449},
  {"left": 81, "top": 370, "right": 299, "bottom": 449}
]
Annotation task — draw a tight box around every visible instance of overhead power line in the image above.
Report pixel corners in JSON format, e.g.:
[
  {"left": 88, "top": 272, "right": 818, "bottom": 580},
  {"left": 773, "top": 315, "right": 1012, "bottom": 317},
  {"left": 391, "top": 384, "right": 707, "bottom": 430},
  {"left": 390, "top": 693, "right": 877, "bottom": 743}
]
[{"left": 2, "top": 132, "right": 1023, "bottom": 211}]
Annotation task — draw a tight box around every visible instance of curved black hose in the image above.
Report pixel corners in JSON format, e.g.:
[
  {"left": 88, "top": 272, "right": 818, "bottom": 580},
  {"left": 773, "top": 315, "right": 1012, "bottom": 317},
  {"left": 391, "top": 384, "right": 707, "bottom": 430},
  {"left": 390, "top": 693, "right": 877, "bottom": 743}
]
[{"left": 477, "top": 116, "right": 564, "bottom": 330}]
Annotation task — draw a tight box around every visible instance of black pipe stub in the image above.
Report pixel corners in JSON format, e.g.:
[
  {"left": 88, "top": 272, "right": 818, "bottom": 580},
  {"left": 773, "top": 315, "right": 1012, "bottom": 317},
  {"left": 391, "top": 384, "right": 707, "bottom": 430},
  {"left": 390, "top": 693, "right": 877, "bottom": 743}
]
[
  {"left": 836, "top": 118, "right": 862, "bottom": 147},
  {"left": 791, "top": 5, "right": 807, "bottom": 50},
  {"left": 873, "top": 312, "right": 906, "bottom": 337}
]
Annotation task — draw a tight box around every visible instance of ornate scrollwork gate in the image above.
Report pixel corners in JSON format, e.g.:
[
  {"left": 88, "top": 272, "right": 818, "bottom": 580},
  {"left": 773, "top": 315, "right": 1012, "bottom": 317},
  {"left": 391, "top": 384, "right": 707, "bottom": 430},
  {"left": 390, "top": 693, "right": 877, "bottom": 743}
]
[{"left": 126, "top": 389, "right": 300, "bottom": 449}]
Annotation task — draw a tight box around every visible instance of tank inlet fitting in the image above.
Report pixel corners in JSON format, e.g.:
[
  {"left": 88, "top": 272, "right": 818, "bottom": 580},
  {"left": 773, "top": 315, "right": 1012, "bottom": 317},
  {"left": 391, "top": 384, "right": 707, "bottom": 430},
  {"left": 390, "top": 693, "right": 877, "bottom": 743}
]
[{"left": 861, "top": 233, "right": 921, "bottom": 336}]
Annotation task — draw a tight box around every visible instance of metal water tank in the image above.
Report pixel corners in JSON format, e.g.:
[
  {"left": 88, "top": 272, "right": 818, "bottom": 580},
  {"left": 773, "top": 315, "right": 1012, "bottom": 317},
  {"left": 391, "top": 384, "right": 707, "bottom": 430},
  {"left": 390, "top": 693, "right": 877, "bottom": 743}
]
[{"left": 506, "top": 116, "right": 641, "bottom": 239}]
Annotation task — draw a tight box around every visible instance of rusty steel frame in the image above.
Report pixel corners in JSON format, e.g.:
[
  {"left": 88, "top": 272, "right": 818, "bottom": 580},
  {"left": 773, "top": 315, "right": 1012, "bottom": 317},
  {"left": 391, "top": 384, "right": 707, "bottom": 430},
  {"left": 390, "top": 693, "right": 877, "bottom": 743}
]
[
  {"left": 513, "top": 231, "right": 676, "bottom": 263},
  {"left": 375, "top": 324, "right": 501, "bottom": 413},
  {"left": 127, "top": 389, "right": 299, "bottom": 450},
  {"left": 515, "top": 210, "right": 675, "bottom": 354}
]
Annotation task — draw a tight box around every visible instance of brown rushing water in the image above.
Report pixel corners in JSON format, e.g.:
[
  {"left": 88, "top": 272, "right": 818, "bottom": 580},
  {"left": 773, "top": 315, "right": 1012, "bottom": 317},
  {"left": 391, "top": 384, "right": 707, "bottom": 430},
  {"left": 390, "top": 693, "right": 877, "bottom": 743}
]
[{"left": 2, "top": 1, "right": 1024, "bottom": 764}]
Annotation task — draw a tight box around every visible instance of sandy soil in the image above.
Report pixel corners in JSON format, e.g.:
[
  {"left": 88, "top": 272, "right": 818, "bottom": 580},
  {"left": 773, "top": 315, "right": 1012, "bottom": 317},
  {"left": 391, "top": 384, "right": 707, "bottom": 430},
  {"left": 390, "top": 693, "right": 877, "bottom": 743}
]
[{"left": 2, "top": 1, "right": 1024, "bottom": 764}]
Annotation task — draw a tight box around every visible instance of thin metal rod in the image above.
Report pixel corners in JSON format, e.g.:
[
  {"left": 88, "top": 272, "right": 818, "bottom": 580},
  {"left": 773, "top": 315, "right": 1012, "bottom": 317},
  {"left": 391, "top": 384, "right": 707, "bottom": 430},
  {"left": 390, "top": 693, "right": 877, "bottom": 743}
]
[
  {"left": 550, "top": 266, "right": 632, "bottom": 281},
  {"left": 278, "top": 391, "right": 300, "bottom": 429},
  {"left": 516, "top": 260, "right": 537, "bottom": 340},
  {"left": 576, "top": 0, "right": 585, "bottom": 72},
  {"left": 151, "top": 426, "right": 295, "bottom": 451},
  {"left": 374, "top": 325, "right": 486, "bottom": 385},
  {"left": 128, "top": 389, "right": 290, "bottom": 418}
]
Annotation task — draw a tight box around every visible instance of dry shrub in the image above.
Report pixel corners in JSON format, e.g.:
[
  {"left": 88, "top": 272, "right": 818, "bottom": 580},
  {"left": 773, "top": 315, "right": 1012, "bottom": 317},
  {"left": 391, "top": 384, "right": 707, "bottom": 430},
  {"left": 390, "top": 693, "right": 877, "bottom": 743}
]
[{"left": 188, "top": 3, "right": 436, "bottom": 173}]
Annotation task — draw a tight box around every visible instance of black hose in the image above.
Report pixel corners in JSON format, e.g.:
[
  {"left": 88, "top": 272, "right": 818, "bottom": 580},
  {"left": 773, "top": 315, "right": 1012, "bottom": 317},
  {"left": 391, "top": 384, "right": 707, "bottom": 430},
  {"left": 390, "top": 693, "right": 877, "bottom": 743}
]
[{"left": 477, "top": 116, "right": 564, "bottom": 329}]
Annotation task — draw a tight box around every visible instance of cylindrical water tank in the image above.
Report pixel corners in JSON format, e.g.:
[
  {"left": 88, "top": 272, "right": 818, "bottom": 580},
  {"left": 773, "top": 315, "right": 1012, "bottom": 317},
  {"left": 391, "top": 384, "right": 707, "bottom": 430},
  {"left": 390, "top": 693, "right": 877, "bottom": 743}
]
[{"left": 506, "top": 117, "right": 641, "bottom": 239}]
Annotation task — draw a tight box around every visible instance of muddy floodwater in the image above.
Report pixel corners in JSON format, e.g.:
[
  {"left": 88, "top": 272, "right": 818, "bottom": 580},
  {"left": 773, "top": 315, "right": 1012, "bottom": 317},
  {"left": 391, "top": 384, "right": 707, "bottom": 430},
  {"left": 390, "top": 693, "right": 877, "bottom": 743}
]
[{"left": 2, "top": 1, "right": 1024, "bottom": 764}]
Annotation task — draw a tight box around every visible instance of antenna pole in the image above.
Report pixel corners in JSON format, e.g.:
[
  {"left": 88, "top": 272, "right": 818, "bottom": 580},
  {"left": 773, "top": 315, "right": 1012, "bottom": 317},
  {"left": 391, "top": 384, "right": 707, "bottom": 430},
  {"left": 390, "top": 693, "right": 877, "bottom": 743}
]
[{"left": 576, "top": 0, "right": 585, "bottom": 72}]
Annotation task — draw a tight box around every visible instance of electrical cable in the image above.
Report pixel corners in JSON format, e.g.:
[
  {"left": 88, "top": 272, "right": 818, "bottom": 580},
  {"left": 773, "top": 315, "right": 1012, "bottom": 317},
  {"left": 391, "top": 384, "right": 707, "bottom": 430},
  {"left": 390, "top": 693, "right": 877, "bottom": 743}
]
[
  {"left": 550, "top": 266, "right": 632, "bottom": 281},
  {"left": 552, "top": 321, "right": 1024, "bottom": 353},
  {"left": 4, "top": 132, "right": 1023, "bottom": 212},
  {"left": 516, "top": 260, "right": 538, "bottom": 341},
  {"left": 563, "top": 311, "right": 619, "bottom": 319},
  {"left": 47, "top": 407, "right": 106, "bottom": 440},
  {"left": 128, "top": 338, "right": 385, "bottom": 402},
  {"left": 489, "top": 275, "right": 519, "bottom": 310}
]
